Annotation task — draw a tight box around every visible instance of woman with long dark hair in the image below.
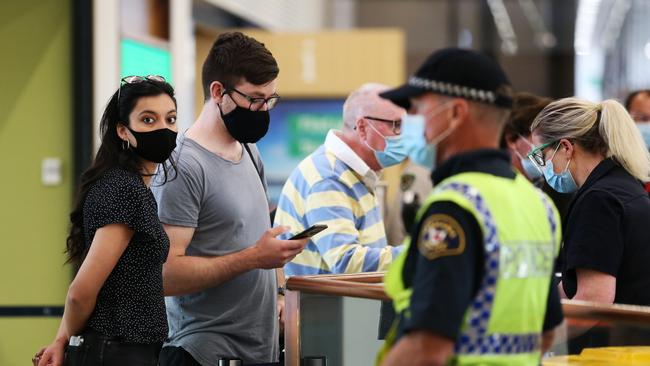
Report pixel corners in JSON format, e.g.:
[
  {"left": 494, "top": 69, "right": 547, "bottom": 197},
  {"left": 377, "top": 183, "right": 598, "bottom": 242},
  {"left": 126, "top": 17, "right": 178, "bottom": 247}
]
[{"left": 34, "top": 76, "right": 178, "bottom": 366}]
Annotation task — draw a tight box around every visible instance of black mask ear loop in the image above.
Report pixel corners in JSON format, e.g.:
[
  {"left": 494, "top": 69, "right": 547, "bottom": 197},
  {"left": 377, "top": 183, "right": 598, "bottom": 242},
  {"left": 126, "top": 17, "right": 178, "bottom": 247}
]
[{"left": 216, "top": 84, "right": 231, "bottom": 114}]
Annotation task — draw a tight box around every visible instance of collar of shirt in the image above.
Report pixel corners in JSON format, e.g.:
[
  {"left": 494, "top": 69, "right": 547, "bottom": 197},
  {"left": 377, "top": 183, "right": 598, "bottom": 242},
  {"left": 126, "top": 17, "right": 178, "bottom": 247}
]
[
  {"left": 324, "top": 130, "right": 379, "bottom": 190},
  {"left": 431, "top": 148, "right": 515, "bottom": 185}
]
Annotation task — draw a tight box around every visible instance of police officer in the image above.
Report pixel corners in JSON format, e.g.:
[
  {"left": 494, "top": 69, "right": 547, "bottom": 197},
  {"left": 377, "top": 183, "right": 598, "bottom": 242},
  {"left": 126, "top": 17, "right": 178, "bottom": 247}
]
[{"left": 376, "top": 48, "right": 564, "bottom": 366}]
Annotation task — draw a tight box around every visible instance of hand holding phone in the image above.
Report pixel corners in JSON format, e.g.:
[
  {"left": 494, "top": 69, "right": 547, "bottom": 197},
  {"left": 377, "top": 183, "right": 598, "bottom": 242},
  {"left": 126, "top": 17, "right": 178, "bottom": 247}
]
[{"left": 289, "top": 224, "right": 328, "bottom": 240}]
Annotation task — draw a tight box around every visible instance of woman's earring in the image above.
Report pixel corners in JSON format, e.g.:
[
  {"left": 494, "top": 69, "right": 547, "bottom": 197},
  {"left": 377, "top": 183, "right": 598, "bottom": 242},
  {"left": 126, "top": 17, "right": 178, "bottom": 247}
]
[{"left": 122, "top": 139, "right": 130, "bottom": 150}]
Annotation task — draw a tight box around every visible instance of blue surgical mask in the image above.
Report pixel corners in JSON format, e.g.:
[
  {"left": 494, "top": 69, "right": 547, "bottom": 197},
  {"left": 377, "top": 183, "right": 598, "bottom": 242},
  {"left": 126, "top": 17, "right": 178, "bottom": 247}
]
[
  {"left": 520, "top": 154, "right": 543, "bottom": 179},
  {"left": 402, "top": 103, "right": 455, "bottom": 169},
  {"left": 636, "top": 123, "right": 650, "bottom": 149},
  {"left": 515, "top": 136, "right": 543, "bottom": 180},
  {"left": 365, "top": 121, "right": 409, "bottom": 168},
  {"left": 543, "top": 144, "right": 578, "bottom": 193},
  {"left": 401, "top": 114, "right": 436, "bottom": 168}
]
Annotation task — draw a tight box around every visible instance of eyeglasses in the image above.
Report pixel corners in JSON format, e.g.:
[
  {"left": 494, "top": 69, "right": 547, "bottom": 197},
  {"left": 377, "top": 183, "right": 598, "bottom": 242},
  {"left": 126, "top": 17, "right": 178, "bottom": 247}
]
[
  {"left": 226, "top": 88, "right": 280, "bottom": 111},
  {"left": 527, "top": 139, "right": 560, "bottom": 167},
  {"left": 363, "top": 116, "right": 402, "bottom": 134},
  {"left": 117, "top": 75, "right": 166, "bottom": 105}
]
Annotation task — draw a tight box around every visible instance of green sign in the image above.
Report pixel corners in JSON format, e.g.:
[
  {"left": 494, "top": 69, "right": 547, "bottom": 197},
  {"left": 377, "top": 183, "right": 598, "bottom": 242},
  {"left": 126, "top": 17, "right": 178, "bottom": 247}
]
[
  {"left": 288, "top": 113, "right": 342, "bottom": 157},
  {"left": 120, "top": 38, "right": 172, "bottom": 81}
]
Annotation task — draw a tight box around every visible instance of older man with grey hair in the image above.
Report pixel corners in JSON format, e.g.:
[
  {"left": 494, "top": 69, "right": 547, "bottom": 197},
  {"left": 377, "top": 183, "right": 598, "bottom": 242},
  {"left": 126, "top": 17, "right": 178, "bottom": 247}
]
[{"left": 274, "top": 83, "right": 407, "bottom": 276}]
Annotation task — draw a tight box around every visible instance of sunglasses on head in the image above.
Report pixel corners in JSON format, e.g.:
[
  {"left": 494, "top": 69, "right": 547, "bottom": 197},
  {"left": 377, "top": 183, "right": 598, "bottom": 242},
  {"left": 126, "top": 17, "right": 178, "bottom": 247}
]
[{"left": 117, "top": 75, "right": 167, "bottom": 104}]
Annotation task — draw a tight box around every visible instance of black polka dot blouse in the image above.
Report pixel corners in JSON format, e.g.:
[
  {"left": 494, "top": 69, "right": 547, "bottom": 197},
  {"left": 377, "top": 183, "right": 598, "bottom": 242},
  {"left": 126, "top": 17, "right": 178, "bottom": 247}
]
[{"left": 82, "top": 168, "right": 170, "bottom": 343}]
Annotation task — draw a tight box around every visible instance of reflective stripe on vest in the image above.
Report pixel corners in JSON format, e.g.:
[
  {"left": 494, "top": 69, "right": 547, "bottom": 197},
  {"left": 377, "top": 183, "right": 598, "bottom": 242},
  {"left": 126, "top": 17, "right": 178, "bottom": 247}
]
[
  {"left": 443, "top": 181, "right": 558, "bottom": 356},
  {"left": 380, "top": 172, "right": 561, "bottom": 366}
]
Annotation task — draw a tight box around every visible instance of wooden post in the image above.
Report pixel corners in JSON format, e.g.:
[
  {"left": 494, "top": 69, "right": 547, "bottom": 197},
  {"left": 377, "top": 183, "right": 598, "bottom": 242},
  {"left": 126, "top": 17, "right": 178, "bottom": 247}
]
[{"left": 284, "top": 290, "right": 301, "bottom": 366}]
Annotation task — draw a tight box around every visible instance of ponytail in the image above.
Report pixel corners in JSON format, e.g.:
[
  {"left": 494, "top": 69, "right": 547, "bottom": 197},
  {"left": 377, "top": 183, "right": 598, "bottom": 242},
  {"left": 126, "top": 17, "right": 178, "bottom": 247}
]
[{"left": 599, "top": 99, "right": 650, "bottom": 182}]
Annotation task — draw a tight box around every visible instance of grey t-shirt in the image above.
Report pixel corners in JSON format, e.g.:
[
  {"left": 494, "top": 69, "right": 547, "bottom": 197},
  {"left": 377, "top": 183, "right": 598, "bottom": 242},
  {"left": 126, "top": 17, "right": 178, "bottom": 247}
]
[{"left": 152, "top": 136, "right": 277, "bottom": 365}]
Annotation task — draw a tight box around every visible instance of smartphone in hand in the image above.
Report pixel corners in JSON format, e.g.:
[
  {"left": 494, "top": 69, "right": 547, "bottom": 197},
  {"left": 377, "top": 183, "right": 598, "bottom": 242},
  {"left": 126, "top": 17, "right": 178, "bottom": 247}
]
[{"left": 289, "top": 224, "right": 328, "bottom": 240}]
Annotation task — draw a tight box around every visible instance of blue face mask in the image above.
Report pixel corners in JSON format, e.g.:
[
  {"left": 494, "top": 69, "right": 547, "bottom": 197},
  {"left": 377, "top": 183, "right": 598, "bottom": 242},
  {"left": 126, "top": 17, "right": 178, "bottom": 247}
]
[
  {"left": 401, "top": 103, "right": 455, "bottom": 169},
  {"left": 520, "top": 155, "right": 543, "bottom": 180},
  {"left": 515, "top": 135, "right": 542, "bottom": 180},
  {"left": 401, "top": 114, "right": 436, "bottom": 168},
  {"left": 365, "top": 121, "right": 409, "bottom": 168},
  {"left": 543, "top": 143, "right": 578, "bottom": 193},
  {"left": 636, "top": 123, "right": 650, "bottom": 149}
]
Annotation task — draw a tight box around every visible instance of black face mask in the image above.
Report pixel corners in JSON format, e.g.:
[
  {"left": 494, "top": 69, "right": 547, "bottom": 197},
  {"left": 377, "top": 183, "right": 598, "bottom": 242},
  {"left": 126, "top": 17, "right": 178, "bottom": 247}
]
[
  {"left": 220, "top": 105, "right": 270, "bottom": 143},
  {"left": 128, "top": 127, "right": 178, "bottom": 163}
]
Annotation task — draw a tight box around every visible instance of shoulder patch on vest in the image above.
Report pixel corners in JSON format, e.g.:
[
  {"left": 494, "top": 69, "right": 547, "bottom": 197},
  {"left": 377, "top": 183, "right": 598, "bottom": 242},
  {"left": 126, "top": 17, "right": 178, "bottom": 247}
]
[{"left": 417, "top": 214, "right": 466, "bottom": 260}]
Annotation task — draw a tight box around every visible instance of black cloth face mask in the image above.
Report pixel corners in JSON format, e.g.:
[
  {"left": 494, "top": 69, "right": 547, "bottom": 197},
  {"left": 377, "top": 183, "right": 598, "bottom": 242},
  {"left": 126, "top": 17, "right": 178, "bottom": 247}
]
[
  {"left": 128, "top": 127, "right": 178, "bottom": 163},
  {"left": 220, "top": 104, "right": 270, "bottom": 143}
]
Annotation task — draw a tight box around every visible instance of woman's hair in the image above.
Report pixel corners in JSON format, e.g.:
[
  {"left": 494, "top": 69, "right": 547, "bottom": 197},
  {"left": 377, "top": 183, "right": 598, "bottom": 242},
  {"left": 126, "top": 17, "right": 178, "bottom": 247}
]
[
  {"left": 530, "top": 97, "right": 650, "bottom": 182},
  {"left": 500, "top": 92, "right": 552, "bottom": 148},
  {"left": 66, "top": 79, "right": 177, "bottom": 267}
]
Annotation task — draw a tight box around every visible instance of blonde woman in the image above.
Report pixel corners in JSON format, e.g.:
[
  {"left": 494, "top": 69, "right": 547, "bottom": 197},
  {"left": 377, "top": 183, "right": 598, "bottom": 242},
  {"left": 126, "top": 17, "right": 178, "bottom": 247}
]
[{"left": 528, "top": 97, "right": 650, "bottom": 350}]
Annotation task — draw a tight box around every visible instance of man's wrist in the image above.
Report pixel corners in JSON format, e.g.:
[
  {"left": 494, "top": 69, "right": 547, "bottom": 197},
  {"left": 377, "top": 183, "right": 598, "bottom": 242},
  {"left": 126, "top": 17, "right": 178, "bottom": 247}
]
[{"left": 239, "top": 245, "right": 261, "bottom": 270}]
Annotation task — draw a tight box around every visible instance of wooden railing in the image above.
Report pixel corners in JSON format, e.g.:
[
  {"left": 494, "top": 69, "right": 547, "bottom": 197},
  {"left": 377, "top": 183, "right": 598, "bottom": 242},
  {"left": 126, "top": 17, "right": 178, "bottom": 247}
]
[
  {"left": 284, "top": 272, "right": 650, "bottom": 366},
  {"left": 286, "top": 273, "right": 388, "bottom": 300}
]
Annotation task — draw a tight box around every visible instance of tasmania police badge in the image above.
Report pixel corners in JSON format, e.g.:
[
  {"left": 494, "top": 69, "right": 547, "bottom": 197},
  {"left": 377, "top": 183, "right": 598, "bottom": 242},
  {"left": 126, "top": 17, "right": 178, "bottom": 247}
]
[{"left": 417, "top": 214, "right": 466, "bottom": 260}]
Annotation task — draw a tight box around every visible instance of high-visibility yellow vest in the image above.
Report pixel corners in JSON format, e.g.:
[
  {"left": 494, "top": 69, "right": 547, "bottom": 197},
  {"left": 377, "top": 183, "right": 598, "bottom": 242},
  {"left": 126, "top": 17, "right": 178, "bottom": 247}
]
[{"left": 379, "top": 172, "right": 561, "bottom": 366}]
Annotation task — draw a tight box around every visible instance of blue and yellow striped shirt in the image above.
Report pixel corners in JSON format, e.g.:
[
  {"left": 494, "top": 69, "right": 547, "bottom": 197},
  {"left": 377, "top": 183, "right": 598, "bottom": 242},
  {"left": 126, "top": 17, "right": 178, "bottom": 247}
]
[{"left": 275, "top": 130, "right": 402, "bottom": 275}]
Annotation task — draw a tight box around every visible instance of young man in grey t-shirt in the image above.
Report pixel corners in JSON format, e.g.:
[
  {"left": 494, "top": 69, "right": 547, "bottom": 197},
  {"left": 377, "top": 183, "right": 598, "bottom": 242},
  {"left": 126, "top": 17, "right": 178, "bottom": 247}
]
[{"left": 153, "top": 32, "right": 308, "bottom": 366}]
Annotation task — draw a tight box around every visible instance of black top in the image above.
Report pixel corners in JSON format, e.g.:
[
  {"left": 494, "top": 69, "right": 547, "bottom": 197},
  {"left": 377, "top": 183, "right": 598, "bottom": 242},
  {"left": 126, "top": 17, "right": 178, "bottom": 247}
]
[
  {"left": 561, "top": 158, "right": 650, "bottom": 305},
  {"left": 83, "top": 168, "right": 170, "bottom": 343},
  {"left": 397, "top": 149, "right": 563, "bottom": 341}
]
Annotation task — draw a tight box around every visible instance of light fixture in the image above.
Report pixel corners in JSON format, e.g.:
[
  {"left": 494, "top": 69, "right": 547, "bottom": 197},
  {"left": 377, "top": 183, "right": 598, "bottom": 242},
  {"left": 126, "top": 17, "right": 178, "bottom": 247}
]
[
  {"left": 575, "top": 0, "right": 603, "bottom": 55},
  {"left": 487, "top": 0, "right": 518, "bottom": 55}
]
